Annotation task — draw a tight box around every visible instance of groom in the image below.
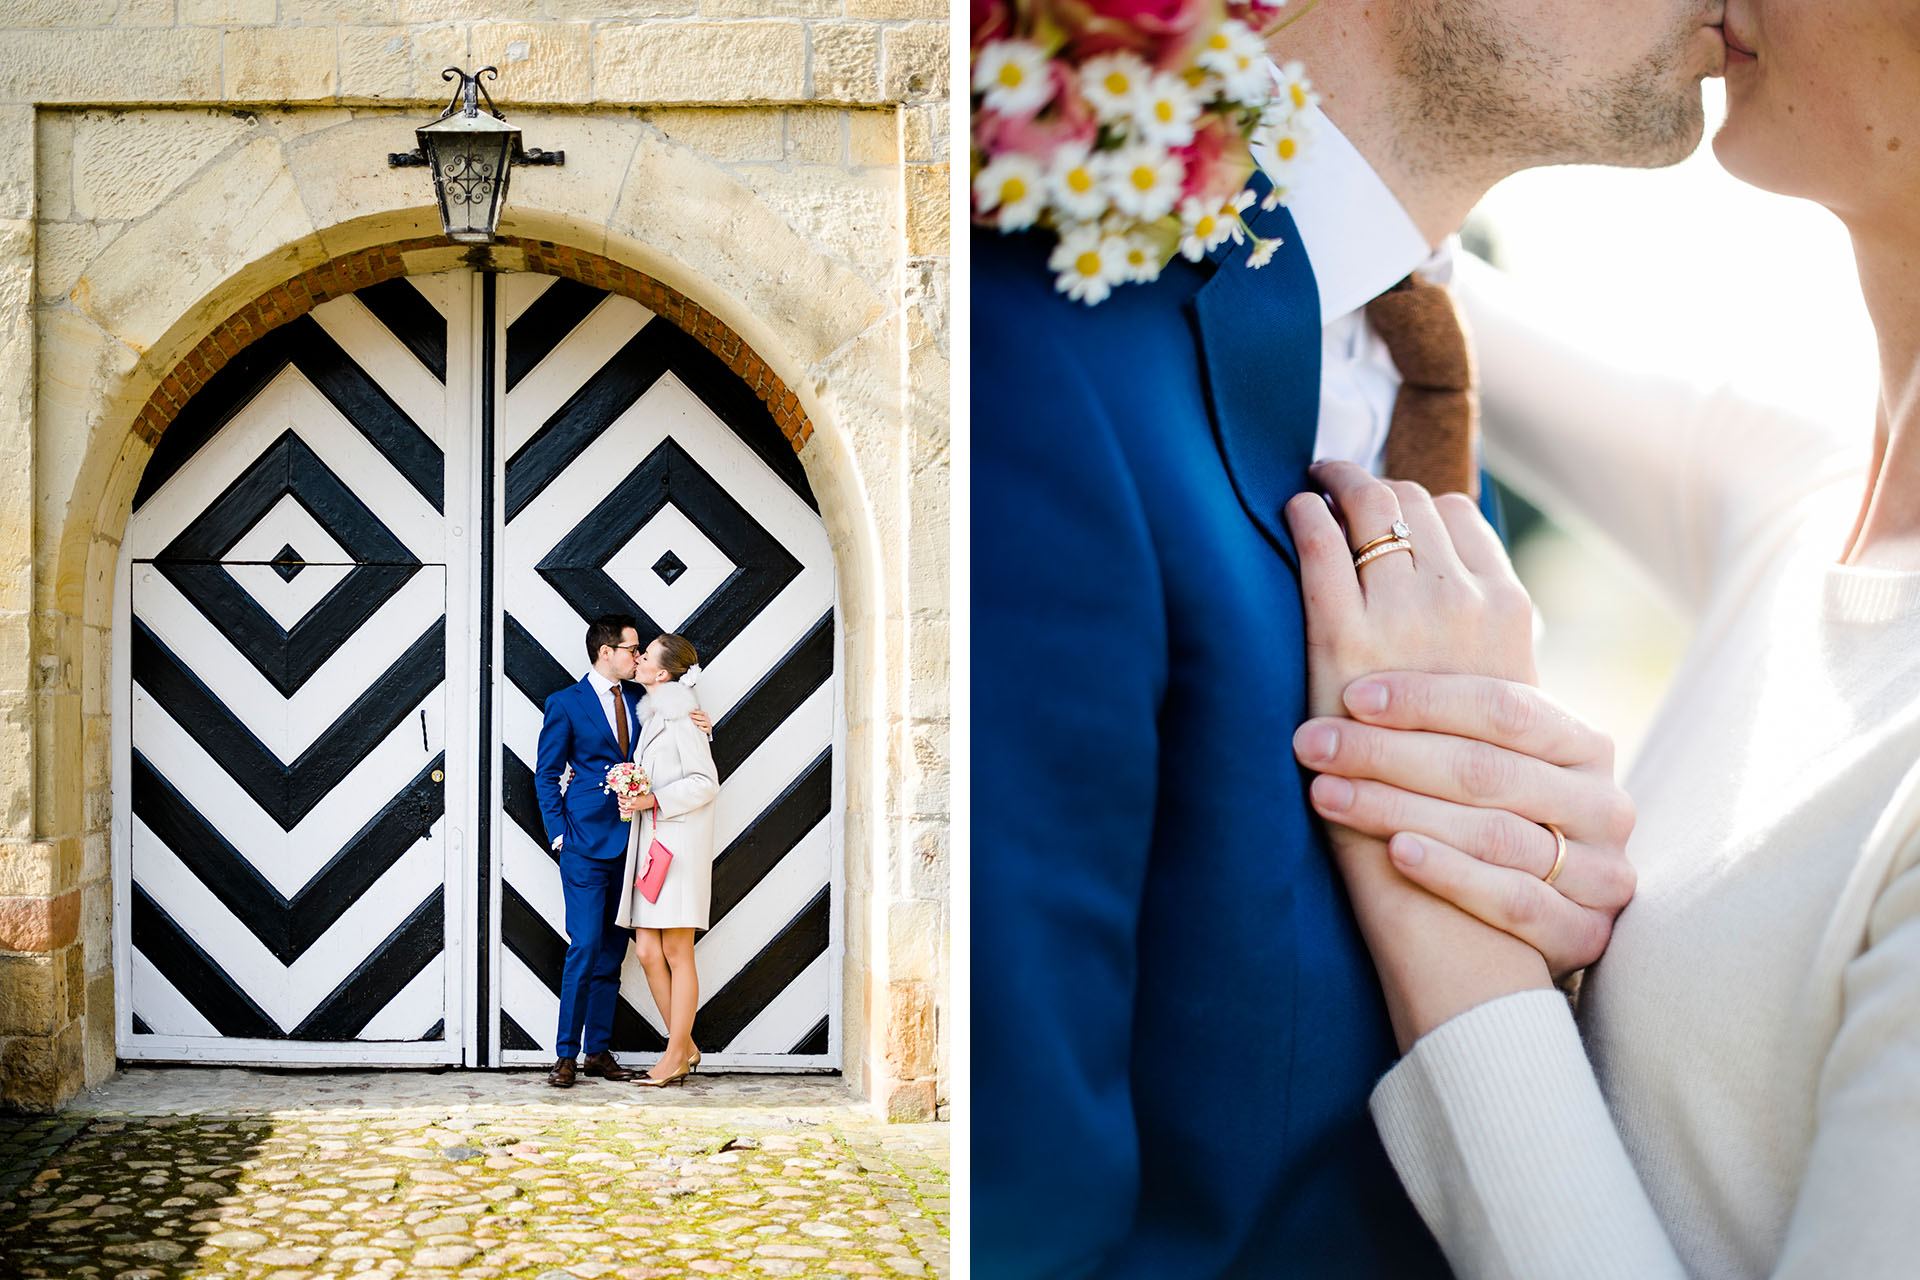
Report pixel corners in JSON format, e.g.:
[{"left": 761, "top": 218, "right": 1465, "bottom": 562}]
[
  {"left": 536, "top": 613, "right": 646, "bottom": 1087},
  {"left": 974, "top": 0, "right": 1728, "bottom": 1274}
]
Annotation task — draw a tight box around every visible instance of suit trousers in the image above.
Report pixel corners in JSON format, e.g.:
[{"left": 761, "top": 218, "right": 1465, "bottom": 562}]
[{"left": 555, "top": 850, "right": 629, "bottom": 1059}]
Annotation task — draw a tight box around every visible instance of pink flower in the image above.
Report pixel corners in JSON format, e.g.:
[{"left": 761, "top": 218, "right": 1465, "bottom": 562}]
[
  {"left": 973, "top": 0, "right": 1014, "bottom": 49},
  {"left": 974, "top": 62, "right": 1098, "bottom": 164},
  {"left": 1175, "top": 114, "right": 1255, "bottom": 201},
  {"left": 1226, "top": 0, "right": 1290, "bottom": 34},
  {"left": 1044, "top": 0, "right": 1223, "bottom": 66}
]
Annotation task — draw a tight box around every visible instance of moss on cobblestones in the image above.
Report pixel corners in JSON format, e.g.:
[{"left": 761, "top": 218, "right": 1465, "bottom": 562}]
[{"left": 0, "top": 1094, "right": 947, "bottom": 1279}]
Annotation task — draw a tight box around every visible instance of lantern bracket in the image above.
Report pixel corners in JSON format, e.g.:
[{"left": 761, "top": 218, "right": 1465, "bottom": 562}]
[{"left": 386, "top": 67, "right": 566, "bottom": 170}]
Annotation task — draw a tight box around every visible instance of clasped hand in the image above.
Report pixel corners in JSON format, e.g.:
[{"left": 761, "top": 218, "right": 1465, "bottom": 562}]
[
  {"left": 1285, "top": 462, "right": 1637, "bottom": 983},
  {"left": 617, "top": 792, "right": 657, "bottom": 818}
]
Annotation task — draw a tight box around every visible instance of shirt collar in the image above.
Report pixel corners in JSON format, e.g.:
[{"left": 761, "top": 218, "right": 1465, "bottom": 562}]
[
  {"left": 586, "top": 669, "right": 621, "bottom": 699},
  {"left": 1254, "top": 105, "right": 1436, "bottom": 325}
]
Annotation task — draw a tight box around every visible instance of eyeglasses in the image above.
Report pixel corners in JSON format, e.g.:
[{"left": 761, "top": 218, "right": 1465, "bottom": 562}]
[{"left": 611, "top": 643, "right": 642, "bottom": 653}]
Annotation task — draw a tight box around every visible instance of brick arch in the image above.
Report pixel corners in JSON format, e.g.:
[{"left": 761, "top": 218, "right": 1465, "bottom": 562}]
[{"left": 129, "top": 237, "right": 816, "bottom": 454}]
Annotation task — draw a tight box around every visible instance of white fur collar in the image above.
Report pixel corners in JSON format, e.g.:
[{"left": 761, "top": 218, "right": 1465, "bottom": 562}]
[{"left": 640, "top": 679, "right": 700, "bottom": 721}]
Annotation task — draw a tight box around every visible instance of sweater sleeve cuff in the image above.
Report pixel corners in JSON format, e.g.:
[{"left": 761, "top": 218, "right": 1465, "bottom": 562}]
[{"left": 1370, "top": 988, "right": 1683, "bottom": 1280}]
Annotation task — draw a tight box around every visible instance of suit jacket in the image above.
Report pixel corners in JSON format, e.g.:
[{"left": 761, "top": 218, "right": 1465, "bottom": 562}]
[
  {"left": 972, "top": 209, "right": 1463, "bottom": 1277},
  {"left": 535, "top": 674, "right": 642, "bottom": 862}
]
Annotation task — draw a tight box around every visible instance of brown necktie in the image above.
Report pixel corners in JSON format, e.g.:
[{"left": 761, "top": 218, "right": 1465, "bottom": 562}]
[
  {"left": 612, "top": 686, "right": 630, "bottom": 757},
  {"left": 1365, "top": 273, "right": 1480, "bottom": 498}
]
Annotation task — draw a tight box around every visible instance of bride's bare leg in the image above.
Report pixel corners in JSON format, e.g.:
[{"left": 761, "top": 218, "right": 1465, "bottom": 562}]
[
  {"left": 648, "top": 928, "right": 700, "bottom": 1078},
  {"left": 633, "top": 928, "right": 674, "bottom": 1037}
]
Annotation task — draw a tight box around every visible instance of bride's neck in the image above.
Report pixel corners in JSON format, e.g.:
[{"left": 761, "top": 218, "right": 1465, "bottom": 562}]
[{"left": 1840, "top": 224, "right": 1920, "bottom": 568}]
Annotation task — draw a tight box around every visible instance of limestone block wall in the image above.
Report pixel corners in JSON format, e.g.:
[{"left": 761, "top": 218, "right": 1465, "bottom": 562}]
[{"left": 0, "top": 2, "right": 949, "bottom": 1118}]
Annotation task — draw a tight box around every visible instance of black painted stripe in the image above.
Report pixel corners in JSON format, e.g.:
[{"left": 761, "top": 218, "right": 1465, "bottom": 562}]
[
  {"left": 130, "top": 1013, "right": 153, "bottom": 1035},
  {"left": 132, "top": 617, "right": 446, "bottom": 830},
  {"left": 132, "top": 750, "right": 443, "bottom": 964},
  {"left": 354, "top": 278, "right": 448, "bottom": 383},
  {"left": 292, "top": 888, "right": 444, "bottom": 1040},
  {"left": 712, "top": 612, "right": 833, "bottom": 777},
  {"left": 504, "top": 324, "right": 675, "bottom": 522},
  {"left": 135, "top": 323, "right": 311, "bottom": 510},
  {"left": 535, "top": 438, "right": 801, "bottom": 666},
  {"left": 500, "top": 1013, "right": 540, "bottom": 1052},
  {"left": 710, "top": 749, "right": 830, "bottom": 926},
  {"left": 697, "top": 887, "right": 830, "bottom": 1051},
  {"left": 499, "top": 883, "right": 666, "bottom": 1053},
  {"left": 504, "top": 614, "right": 575, "bottom": 709},
  {"left": 792, "top": 1016, "right": 829, "bottom": 1056},
  {"left": 421, "top": 1019, "right": 446, "bottom": 1042},
  {"left": 286, "top": 316, "right": 445, "bottom": 512},
  {"left": 505, "top": 277, "right": 605, "bottom": 393},
  {"left": 160, "top": 431, "right": 417, "bottom": 566},
  {"left": 502, "top": 749, "right": 551, "bottom": 853},
  {"left": 132, "top": 883, "right": 282, "bottom": 1039}
]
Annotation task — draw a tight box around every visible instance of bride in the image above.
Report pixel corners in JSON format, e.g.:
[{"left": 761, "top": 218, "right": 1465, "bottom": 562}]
[{"left": 1289, "top": 4, "right": 1920, "bottom": 1276}]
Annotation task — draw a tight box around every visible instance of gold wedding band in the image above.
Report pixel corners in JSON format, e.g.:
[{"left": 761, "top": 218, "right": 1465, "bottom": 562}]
[
  {"left": 1353, "top": 539, "right": 1413, "bottom": 570},
  {"left": 1352, "top": 520, "right": 1413, "bottom": 561},
  {"left": 1541, "top": 822, "right": 1568, "bottom": 886}
]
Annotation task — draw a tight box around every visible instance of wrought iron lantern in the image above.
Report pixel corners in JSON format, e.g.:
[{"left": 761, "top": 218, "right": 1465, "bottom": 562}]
[{"left": 390, "top": 66, "right": 563, "bottom": 244}]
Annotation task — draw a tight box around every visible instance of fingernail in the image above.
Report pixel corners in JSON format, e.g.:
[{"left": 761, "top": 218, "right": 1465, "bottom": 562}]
[
  {"left": 1389, "top": 833, "right": 1426, "bottom": 866},
  {"left": 1295, "top": 722, "right": 1338, "bottom": 763},
  {"left": 1346, "top": 680, "right": 1388, "bottom": 716},
  {"left": 1311, "top": 774, "right": 1354, "bottom": 812}
]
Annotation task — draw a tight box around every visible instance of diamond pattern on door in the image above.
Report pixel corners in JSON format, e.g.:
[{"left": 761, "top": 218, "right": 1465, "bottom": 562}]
[
  {"left": 496, "top": 277, "right": 837, "bottom": 1066},
  {"left": 122, "top": 285, "right": 455, "bottom": 1054}
]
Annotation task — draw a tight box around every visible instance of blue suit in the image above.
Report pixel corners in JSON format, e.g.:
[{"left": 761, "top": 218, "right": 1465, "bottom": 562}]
[
  {"left": 535, "top": 674, "right": 642, "bottom": 1059},
  {"left": 974, "top": 202, "right": 1474, "bottom": 1276}
]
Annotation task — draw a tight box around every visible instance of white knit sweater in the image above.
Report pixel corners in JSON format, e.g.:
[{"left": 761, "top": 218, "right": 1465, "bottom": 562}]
[{"left": 1367, "top": 256, "right": 1920, "bottom": 1279}]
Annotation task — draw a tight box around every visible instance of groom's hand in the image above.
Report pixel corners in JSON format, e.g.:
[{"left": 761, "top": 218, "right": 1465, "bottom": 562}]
[{"left": 1292, "top": 671, "right": 1637, "bottom": 980}]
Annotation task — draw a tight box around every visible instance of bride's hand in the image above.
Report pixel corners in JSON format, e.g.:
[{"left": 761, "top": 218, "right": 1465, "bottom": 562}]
[
  {"left": 1294, "top": 672, "right": 1636, "bottom": 979},
  {"left": 1285, "top": 463, "right": 1554, "bottom": 1048},
  {"left": 1288, "top": 462, "right": 1537, "bottom": 721}
]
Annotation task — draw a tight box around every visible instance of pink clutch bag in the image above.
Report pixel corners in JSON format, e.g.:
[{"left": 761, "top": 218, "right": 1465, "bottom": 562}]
[{"left": 637, "top": 837, "right": 674, "bottom": 904}]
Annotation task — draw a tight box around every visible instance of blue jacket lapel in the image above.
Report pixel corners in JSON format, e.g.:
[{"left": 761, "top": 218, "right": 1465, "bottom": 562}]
[
  {"left": 1189, "top": 188, "right": 1322, "bottom": 572},
  {"left": 575, "top": 675, "right": 620, "bottom": 755}
]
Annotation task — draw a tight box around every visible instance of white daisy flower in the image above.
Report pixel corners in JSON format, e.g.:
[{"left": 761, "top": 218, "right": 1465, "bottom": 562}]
[
  {"left": 1049, "top": 224, "right": 1129, "bottom": 305},
  {"left": 1195, "top": 21, "right": 1270, "bottom": 102},
  {"left": 1100, "top": 143, "right": 1184, "bottom": 222},
  {"left": 973, "top": 153, "right": 1048, "bottom": 231},
  {"left": 1246, "top": 235, "right": 1283, "bottom": 268},
  {"left": 1272, "top": 60, "right": 1320, "bottom": 120},
  {"left": 1175, "top": 189, "right": 1252, "bottom": 262},
  {"left": 1048, "top": 143, "right": 1109, "bottom": 222},
  {"left": 1118, "top": 230, "right": 1164, "bottom": 284},
  {"left": 1081, "top": 53, "right": 1153, "bottom": 124},
  {"left": 973, "top": 40, "right": 1054, "bottom": 118},
  {"left": 1255, "top": 103, "right": 1314, "bottom": 198},
  {"left": 1131, "top": 72, "right": 1204, "bottom": 148}
]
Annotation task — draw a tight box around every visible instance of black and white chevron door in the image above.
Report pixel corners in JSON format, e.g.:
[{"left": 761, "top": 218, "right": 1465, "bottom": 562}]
[
  {"left": 494, "top": 277, "right": 838, "bottom": 1069},
  {"left": 120, "top": 282, "right": 459, "bottom": 1062},
  {"left": 115, "top": 270, "right": 839, "bottom": 1069}
]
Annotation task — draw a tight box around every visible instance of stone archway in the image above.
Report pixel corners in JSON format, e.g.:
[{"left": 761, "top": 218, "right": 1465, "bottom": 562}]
[{"left": 23, "top": 107, "right": 939, "bottom": 1116}]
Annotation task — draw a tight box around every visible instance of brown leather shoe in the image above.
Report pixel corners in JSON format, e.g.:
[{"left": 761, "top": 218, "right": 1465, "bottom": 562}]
[
  {"left": 547, "top": 1057, "right": 577, "bottom": 1088},
  {"left": 580, "top": 1051, "right": 635, "bottom": 1082}
]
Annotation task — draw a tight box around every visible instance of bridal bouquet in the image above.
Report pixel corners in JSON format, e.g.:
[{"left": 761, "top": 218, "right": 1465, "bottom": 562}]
[
  {"left": 971, "top": 0, "right": 1319, "bottom": 305},
  {"left": 604, "top": 762, "right": 651, "bottom": 821}
]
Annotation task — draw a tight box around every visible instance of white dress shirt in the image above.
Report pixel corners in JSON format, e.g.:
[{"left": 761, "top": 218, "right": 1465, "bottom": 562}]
[
  {"left": 587, "top": 668, "right": 630, "bottom": 750},
  {"left": 1256, "top": 108, "right": 1451, "bottom": 472}
]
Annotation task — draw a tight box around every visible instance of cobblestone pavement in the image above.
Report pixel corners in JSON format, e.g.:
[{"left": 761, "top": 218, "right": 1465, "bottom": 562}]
[{"left": 0, "top": 1069, "right": 947, "bottom": 1280}]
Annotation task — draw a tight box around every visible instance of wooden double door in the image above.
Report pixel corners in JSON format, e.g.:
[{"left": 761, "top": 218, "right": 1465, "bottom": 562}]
[{"left": 115, "top": 269, "right": 840, "bottom": 1068}]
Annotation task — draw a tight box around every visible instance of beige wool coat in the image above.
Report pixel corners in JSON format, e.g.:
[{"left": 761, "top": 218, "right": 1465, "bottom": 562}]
[{"left": 614, "top": 678, "right": 720, "bottom": 931}]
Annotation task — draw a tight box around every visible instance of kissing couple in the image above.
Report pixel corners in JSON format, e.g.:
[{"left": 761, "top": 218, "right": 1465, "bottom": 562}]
[
  {"left": 973, "top": 0, "right": 1920, "bottom": 1275},
  {"left": 535, "top": 614, "right": 720, "bottom": 1090}
]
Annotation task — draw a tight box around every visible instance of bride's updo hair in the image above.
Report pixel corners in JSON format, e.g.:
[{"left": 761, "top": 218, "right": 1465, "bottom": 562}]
[{"left": 654, "top": 633, "right": 698, "bottom": 680}]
